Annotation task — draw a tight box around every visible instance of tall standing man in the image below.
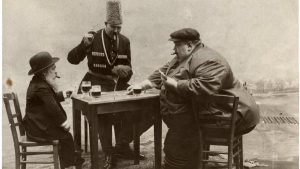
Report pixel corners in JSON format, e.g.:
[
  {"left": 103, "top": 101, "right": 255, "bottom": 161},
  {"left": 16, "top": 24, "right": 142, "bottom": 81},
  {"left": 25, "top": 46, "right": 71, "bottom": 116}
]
[
  {"left": 128, "top": 28, "right": 260, "bottom": 169},
  {"left": 67, "top": 0, "right": 151, "bottom": 168}
]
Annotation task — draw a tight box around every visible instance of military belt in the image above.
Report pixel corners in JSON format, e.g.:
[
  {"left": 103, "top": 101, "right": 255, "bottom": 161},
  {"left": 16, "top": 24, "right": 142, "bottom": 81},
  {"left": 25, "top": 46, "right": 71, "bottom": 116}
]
[{"left": 88, "top": 70, "right": 117, "bottom": 81}]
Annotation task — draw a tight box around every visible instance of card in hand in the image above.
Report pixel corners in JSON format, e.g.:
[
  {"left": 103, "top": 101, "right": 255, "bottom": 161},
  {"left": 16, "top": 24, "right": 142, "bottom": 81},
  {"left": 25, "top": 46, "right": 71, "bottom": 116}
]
[{"left": 159, "top": 69, "right": 167, "bottom": 78}]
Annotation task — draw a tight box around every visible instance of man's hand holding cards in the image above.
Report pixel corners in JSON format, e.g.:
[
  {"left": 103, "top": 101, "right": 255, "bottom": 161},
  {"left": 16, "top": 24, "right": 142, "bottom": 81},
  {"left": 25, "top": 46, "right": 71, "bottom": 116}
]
[{"left": 159, "top": 69, "right": 167, "bottom": 81}]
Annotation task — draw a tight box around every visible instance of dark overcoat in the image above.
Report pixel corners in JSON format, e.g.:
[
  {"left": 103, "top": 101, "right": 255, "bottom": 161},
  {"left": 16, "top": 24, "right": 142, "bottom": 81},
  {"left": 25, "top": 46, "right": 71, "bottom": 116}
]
[
  {"left": 149, "top": 43, "right": 260, "bottom": 133},
  {"left": 23, "top": 75, "right": 67, "bottom": 140}
]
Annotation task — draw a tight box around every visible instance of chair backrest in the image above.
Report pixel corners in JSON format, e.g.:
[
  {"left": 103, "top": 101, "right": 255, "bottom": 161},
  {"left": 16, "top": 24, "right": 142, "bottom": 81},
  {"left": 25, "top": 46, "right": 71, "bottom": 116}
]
[
  {"left": 3, "top": 92, "right": 26, "bottom": 149},
  {"left": 198, "top": 94, "right": 239, "bottom": 142}
]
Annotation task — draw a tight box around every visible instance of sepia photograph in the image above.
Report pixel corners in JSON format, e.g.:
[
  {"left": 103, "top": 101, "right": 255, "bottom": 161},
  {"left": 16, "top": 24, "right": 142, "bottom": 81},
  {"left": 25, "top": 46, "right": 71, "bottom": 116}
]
[{"left": 2, "top": 0, "right": 298, "bottom": 169}]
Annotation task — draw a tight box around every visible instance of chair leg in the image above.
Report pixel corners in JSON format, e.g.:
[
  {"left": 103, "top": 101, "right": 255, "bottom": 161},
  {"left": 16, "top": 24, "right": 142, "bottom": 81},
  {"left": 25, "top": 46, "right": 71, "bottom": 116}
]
[
  {"left": 21, "top": 146, "right": 26, "bottom": 169},
  {"left": 84, "top": 119, "right": 88, "bottom": 153},
  {"left": 228, "top": 143, "right": 233, "bottom": 169},
  {"left": 233, "top": 145, "right": 239, "bottom": 169},
  {"left": 204, "top": 144, "right": 210, "bottom": 160},
  {"left": 53, "top": 144, "right": 60, "bottom": 169},
  {"left": 16, "top": 154, "right": 21, "bottom": 169},
  {"left": 198, "top": 131, "right": 204, "bottom": 169},
  {"left": 239, "top": 137, "right": 244, "bottom": 169}
]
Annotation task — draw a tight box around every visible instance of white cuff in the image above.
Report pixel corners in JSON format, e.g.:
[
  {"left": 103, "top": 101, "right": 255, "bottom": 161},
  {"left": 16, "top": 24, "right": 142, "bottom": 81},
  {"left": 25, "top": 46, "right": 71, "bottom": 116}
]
[
  {"left": 60, "top": 120, "right": 68, "bottom": 127},
  {"left": 62, "top": 91, "right": 67, "bottom": 98},
  {"left": 141, "top": 80, "right": 155, "bottom": 90}
]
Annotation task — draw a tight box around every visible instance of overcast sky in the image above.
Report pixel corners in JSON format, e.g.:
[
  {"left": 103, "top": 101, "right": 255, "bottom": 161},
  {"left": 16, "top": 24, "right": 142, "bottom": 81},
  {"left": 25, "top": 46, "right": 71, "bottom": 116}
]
[{"left": 3, "top": 0, "right": 298, "bottom": 95}]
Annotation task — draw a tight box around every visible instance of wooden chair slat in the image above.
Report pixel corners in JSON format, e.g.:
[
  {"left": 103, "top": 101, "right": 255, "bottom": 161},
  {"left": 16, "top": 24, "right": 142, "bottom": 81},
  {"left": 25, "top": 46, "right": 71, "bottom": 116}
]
[
  {"left": 12, "top": 122, "right": 21, "bottom": 126},
  {"left": 19, "top": 141, "right": 59, "bottom": 146},
  {"left": 12, "top": 114, "right": 18, "bottom": 118},
  {"left": 20, "top": 151, "right": 54, "bottom": 155},
  {"left": 3, "top": 93, "right": 15, "bottom": 100},
  {"left": 202, "top": 160, "right": 228, "bottom": 164},
  {"left": 3, "top": 92, "right": 60, "bottom": 169},
  {"left": 198, "top": 94, "right": 243, "bottom": 169},
  {"left": 209, "top": 94, "right": 236, "bottom": 103},
  {"left": 20, "top": 161, "right": 54, "bottom": 164},
  {"left": 233, "top": 149, "right": 242, "bottom": 157},
  {"left": 202, "top": 150, "right": 227, "bottom": 154}
]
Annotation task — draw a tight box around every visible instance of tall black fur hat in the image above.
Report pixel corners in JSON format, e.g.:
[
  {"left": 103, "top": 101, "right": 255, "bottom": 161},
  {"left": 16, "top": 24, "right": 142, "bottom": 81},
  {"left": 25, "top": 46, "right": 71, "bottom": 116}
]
[{"left": 106, "top": 0, "right": 122, "bottom": 25}]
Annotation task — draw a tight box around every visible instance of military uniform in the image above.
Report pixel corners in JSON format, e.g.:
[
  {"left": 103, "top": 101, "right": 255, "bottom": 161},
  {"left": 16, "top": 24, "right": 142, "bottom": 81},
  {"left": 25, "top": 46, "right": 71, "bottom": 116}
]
[
  {"left": 148, "top": 28, "right": 260, "bottom": 169},
  {"left": 68, "top": 28, "right": 132, "bottom": 89},
  {"left": 68, "top": 29, "right": 153, "bottom": 156}
]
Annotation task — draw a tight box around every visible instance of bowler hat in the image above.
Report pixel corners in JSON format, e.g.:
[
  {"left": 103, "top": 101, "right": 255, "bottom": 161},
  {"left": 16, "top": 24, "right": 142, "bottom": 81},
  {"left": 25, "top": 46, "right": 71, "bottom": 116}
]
[
  {"left": 28, "top": 52, "right": 59, "bottom": 75},
  {"left": 169, "top": 28, "right": 200, "bottom": 42}
]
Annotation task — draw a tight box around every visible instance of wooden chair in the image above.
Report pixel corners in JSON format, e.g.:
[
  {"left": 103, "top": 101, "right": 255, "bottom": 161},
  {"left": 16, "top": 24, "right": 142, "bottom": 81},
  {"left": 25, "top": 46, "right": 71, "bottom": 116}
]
[
  {"left": 197, "top": 94, "right": 243, "bottom": 169},
  {"left": 84, "top": 118, "right": 89, "bottom": 152},
  {"left": 3, "top": 92, "right": 60, "bottom": 169}
]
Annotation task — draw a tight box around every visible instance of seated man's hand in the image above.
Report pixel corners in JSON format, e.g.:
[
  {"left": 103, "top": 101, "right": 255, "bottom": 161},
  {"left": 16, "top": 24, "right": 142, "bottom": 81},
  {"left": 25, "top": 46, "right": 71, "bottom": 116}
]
[
  {"left": 61, "top": 120, "right": 71, "bottom": 132},
  {"left": 163, "top": 77, "right": 178, "bottom": 90},
  {"left": 127, "top": 83, "right": 143, "bottom": 95},
  {"left": 112, "top": 65, "right": 132, "bottom": 78},
  {"left": 127, "top": 80, "right": 154, "bottom": 95}
]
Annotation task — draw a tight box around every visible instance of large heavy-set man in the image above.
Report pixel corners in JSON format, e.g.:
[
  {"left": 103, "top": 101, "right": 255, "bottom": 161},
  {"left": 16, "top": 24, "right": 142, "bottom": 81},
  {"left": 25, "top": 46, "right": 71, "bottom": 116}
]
[
  {"left": 67, "top": 0, "right": 152, "bottom": 168},
  {"left": 128, "top": 28, "right": 260, "bottom": 169},
  {"left": 23, "top": 52, "right": 84, "bottom": 169}
]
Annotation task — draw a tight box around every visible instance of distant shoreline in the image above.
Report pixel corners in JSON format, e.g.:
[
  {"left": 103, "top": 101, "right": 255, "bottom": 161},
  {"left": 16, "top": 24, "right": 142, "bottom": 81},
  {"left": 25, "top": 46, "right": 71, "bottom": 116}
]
[{"left": 253, "top": 91, "right": 298, "bottom": 97}]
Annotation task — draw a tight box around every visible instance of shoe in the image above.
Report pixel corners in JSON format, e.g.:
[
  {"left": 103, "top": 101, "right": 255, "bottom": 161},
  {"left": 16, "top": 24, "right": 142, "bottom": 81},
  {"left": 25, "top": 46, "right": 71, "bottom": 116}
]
[
  {"left": 114, "top": 145, "right": 146, "bottom": 160},
  {"left": 74, "top": 151, "right": 85, "bottom": 166},
  {"left": 103, "top": 154, "right": 117, "bottom": 169},
  {"left": 74, "top": 156, "right": 85, "bottom": 166}
]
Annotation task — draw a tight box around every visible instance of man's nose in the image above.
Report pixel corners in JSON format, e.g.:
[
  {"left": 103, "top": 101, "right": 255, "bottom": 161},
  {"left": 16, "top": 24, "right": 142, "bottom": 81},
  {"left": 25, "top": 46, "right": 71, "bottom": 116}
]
[{"left": 55, "top": 72, "right": 59, "bottom": 77}]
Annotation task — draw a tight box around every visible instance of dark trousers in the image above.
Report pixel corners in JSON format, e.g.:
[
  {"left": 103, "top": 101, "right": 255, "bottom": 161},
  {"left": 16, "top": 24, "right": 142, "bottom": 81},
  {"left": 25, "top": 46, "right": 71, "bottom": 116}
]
[
  {"left": 162, "top": 113, "right": 199, "bottom": 169},
  {"left": 27, "top": 127, "right": 76, "bottom": 168},
  {"left": 98, "top": 110, "right": 154, "bottom": 154}
]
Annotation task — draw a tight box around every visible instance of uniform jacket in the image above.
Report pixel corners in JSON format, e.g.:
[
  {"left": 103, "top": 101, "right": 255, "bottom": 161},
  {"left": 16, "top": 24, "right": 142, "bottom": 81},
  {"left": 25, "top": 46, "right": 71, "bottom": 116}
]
[
  {"left": 23, "top": 75, "right": 67, "bottom": 140},
  {"left": 148, "top": 43, "right": 260, "bottom": 133},
  {"left": 67, "top": 29, "right": 132, "bottom": 89}
]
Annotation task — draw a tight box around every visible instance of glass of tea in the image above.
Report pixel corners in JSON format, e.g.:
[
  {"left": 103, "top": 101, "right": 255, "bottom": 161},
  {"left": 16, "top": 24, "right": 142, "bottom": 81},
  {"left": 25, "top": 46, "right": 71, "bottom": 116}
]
[
  {"left": 81, "top": 81, "right": 92, "bottom": 96},
  {"left": 133, "top": 85, "right": 142, "bottom": 96},
  {"left": 90, "top": 85, "right": 101, "bottom": 98}
]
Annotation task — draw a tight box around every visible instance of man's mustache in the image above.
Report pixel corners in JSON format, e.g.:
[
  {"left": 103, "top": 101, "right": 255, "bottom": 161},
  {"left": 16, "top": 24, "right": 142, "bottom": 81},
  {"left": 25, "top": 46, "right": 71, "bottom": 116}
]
[
  {"left": 113, "top": 32, "right": 118, "bottom": 40},
  {"left": 55, "top": 73, "right": 60, "bottom": 78}
]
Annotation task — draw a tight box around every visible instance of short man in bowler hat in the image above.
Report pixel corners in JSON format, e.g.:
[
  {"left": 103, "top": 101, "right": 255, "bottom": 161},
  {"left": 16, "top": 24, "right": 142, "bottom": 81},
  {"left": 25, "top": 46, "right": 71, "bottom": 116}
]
[
  {"left": 128, "top": 28, "right": 260, "bottom": 169},
  {"left": 23, "top": 52, "right": 84, "bottom": 169},
  {"left": 68, "top": 0, "right": 152, "bottom": 168}
]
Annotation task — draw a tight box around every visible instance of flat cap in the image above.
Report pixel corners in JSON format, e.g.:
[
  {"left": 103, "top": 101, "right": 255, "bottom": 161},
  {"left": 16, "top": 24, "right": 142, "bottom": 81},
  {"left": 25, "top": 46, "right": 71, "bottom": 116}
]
[{"left": 169, "top": 28, "right": 200, "bottom": 42}]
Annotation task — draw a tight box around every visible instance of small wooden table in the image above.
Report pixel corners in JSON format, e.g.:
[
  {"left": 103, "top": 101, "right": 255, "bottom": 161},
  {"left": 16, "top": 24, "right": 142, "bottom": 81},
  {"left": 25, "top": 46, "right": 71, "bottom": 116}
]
[{"left": 72, "top": 90, "right": 161, "bottom": 169}]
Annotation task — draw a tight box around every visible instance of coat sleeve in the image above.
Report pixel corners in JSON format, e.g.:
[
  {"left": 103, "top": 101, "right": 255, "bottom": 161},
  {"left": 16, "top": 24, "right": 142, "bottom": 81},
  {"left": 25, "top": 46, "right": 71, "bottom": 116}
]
[
  {"left": 67, "top": 41, "right": 89, "bottom": 64},
  {"left": 36, "top": 87, "right": 67, "bottom": 126},
  {"left": 55, "top": 91, "right": 65, "bottom": 102},
  {"left": 177, "top": 60, "right": 228, "bottom": 97},
  {"left": 118, "top": 40, "right": 133, "bottom": 84},
  {"left": 147, "top": 62, "right": 170, "bottom": 89}
]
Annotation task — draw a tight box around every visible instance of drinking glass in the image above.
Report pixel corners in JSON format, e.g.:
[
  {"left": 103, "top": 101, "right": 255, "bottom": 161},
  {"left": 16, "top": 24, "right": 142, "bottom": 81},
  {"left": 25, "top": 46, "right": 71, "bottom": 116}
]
[
  {"left": 81, "top": 81, "right": 91, "bottom": 96},
  {"left": 133, "top": 85, "right": 142, "bottom": 96},
  {"left": 90, "top": 85, "right": 101, "bottom": 98}
]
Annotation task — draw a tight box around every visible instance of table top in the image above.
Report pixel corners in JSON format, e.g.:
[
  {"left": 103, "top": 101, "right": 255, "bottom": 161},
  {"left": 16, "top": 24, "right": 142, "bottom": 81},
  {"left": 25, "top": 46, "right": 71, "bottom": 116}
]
[{"left": 71, "top": 89, "right": 160, "bottom": 105}]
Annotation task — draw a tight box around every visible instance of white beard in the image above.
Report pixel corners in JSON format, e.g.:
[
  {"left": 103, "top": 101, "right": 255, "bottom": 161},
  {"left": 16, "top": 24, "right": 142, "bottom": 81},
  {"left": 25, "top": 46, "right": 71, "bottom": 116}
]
[{"left": 45, "top": 76, "right": 59, "bottom": 92}]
